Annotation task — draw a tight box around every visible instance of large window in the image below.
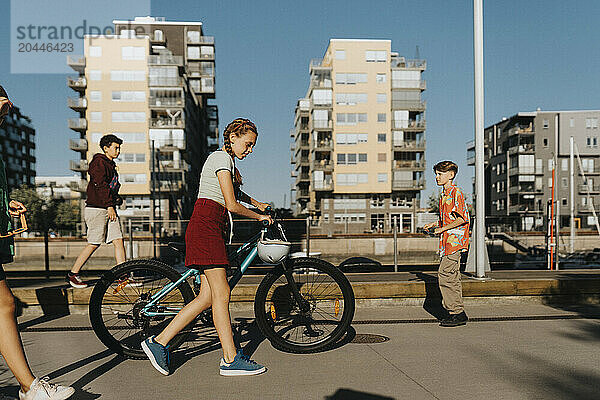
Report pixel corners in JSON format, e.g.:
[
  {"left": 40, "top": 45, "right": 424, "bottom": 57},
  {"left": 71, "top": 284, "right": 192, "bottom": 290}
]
[
  {"left": 335, "top": 73, "right": 367, "bottom": 85},
  {"left": 111, "top": 70, "right": 145, "bottom": 81},
  {"left": 89, "top": 46, "right": 102, "bottom": 57},
  {"left": 336, "top": 93, "right": 367, "bottom": 105},
  {"left": 336, "top": 113, "right": 367, "bottom": 125},
  {"left": 336, "top": 133, "right": 367, "bottom": 144},
  {"left": 121, "top": 46, "right": 145, "bottom": 60},
  {"left": 366, "top": 50, "right": 387, "bottom": 62},
  {"left": 112, "top": 91, "right": 146, "bottom": 102},
  {"left": 336, "top": 173, "right": 368, "bottom": 186}
]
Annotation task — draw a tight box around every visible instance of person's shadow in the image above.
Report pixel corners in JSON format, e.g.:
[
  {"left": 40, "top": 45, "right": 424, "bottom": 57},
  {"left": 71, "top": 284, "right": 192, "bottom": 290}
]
[{"left": 414, "top": 272, "right": 447, "bottom": 321}]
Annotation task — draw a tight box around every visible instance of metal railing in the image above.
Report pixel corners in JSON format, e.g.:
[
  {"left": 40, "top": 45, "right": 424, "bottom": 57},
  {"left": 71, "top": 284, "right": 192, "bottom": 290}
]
[
  {"left": 392, "top": 139, "right": 425, "bottom": 149},
  {"left": 69, "top": 138, "right": 88, "bottom": 152},
  {"left": 392, "top": 179, "right": 425, "bottom": 190},
  {"left": 311, "top": 160, "right": 333, "bottom": 170},
  {"left": 148, "top": 97, "right": 184, "bottom": 107},
  {"left": 578, "top": 184, "right": 600, "bottom": 193},
  {"left": 313, "top": 120, "right": 332, "bottom": 129},
  {"left": 67, "top": 97, "right": 87, "bottom": 109},
  {"left": 69, "top": 159, "right": 88, "bottom": 172},
  {"left": 148, "top": 55, "right": 183, "bottom": 65},
  {"left": 68, "top": 118, "right": 87, "bottom": 131},
  {"left": 187, "top": 35, "right": 214, "bottom": 44},
  {"left": 149, "top": 118, "right": 184, "bottom": 128},
  {"left": 67, "top": 76, "right": 87, "bottom": 89},
  {"left": 149, "top": 76, "right": 183, "bottom": 86},
  {"left": 393, "top": 119, "right": 426, "bottom": 129},
  {"left": 391, "top": 80, "right": 426, "bottom": 89},
  {"left": 393, "top": 160, "right": 425, "bottom": 169},
  {"left": 391, "top": 100, "right": 426, "bottom": 110}
]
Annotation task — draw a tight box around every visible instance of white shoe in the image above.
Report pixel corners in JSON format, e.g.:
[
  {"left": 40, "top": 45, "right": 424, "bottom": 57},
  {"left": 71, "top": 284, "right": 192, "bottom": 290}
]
[{"left": 19, "top": 377, "right": 75, "bottom": 400}]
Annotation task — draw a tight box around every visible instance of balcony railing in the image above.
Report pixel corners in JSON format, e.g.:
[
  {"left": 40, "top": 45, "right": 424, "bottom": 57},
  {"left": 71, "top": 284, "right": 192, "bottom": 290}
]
[
  {"left": 148, "top": 55, "right": 183, "bottom": 65},
  {"left": 392, "top": 139, "right": 425, "bottom": 150},
  {"left": 68, "top": 118, "right": 87, "bottom": 131},
  {"left": 149, "top": 76, "right": 183, "bottom": 86},
  {"left": 392, "top": 179, "right": 425, "bottom": 190},
  {"left": 579, "top": 184, "right": 600, "bottom": 193},
  {"left": 67, "top": 55, "right": 85, "bottom": 72},
  {"left": 148, "top": 97, "right": 184, "bottom": 107},
  {"left": 69, "top": 138, "right": 88, "bottom": 152},
  {"left": 391, "top": 80, "right": 426, "bottom": 90},
  {"left": 508, "top": 144, "right": 535, "bottom": 155},
  {"left": 311, "top": 160, "right": 333, "bottom": 171},
  {"left": 393, "top": 119, "right": 426, "bottom": 130},
  {"left": 67, "top": 97, "right": 87, "bottom": 110},
  {"left": 155, "top": 139, "right": 186, "bottom": 150},
  {"left": 159, "top": 160, "right": 187, "bottom": 170},
  {"left": 392, "top": 58, "right": 427, "bottom": 69},
  {"left": 310, "top": 78, "right": 333, "bottom": 89},
  {"left": 156, "top": 181, "right": 184, "bottom": 191},
  {"left": 187, "top": 35, "right": 214, "bottom": 44},
  {"left": 67, "top": 76, "right": 87, "bottom": 90},
  {"left": 579, "top": 166, "right": 600, "bottom": 174},
  {"left": 312, "top": 179, "right": 333, "bottom": 191},
  {"left": 69, "top": 159, "right": 88, "bottom": 172},
  {"left": 149, "top": 118, "right": 184, "bottom": 129},
  {"left": 391, "top": 100, "right": 426, "bottom": 110},
  {"left": 313, "top": 120, "right": 332, "bottom": 129},
  {"left": 509, "top": 166, "right": 535, "bottom": 175},
  {"left": 392, "top": 160, "right": 425, "bottom": 169},
  {"left": 297, "top": 190, "right": 310, "bottom": 198},
  {"left": 578, "top": 204, "right": 596, "bottom": 212},
  {"left": 313, "top": 140, "right": 332, "bottom": 151}
]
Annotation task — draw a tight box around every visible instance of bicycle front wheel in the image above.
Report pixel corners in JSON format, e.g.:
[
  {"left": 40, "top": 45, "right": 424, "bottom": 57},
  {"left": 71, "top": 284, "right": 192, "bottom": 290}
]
[
  {"left": 89, "top": 259, "right": 195, "bottom": 359},
  {"left": 254, "top": 257, "right": 355, "bottom": 353}
]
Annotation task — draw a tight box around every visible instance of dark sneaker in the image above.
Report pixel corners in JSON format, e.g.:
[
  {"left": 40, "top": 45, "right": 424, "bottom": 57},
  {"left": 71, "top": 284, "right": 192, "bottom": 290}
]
[
  {"left": 440, "top": 311, "right": 468, "bottom": 327},
  {"left": 67, "top": 273, "right": 87, "bottom": 289},
  {"left": 219, "top": 350, "right": 266, "bottom": 376},
  {"left": 19, "top": 377, "right": 75, "bottom": 399},
  {"left": 141, "top": 336, "right": 170, "bottom": 375}
]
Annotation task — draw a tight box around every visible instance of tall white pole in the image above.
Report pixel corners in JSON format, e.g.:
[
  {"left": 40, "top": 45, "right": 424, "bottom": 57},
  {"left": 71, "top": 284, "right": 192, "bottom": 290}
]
[
  {"left": 570, "top": 136, "right": 575, "bottom": 253},
  {"left": 474, "top": 0, "right": 486, "bottom": 278}
]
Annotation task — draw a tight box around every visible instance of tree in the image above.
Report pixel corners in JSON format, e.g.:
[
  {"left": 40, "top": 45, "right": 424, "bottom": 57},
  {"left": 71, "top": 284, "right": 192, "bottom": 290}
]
[
  {"left": 427, "top": 190, "right": 441, "bottom": 214},
  {"left": 55, "top": 201, "right": 80, "bottom": 232},
  {"left": 9, "top": 186, "right": 57, "bottom": 233}
]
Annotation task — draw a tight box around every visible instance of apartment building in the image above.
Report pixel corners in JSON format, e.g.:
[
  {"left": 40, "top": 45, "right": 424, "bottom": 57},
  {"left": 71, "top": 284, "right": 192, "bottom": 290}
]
[
  {"left": 467, "top": 110, "right": 600, "bottom": 231},
  {"left": 67, "top": 16, "right": 218, "bottom": 230},
  {"left": 0, "top": 104, "right": 36, "bottom": 188},
  {"left": 291, "top": 39, "right": 426, "bottom": 234}
]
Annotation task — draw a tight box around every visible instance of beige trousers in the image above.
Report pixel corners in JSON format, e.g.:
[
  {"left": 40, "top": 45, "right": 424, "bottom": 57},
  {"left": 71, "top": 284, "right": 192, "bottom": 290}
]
[{"left": 438, "top": 252, "right": 464, "bottom": 314}]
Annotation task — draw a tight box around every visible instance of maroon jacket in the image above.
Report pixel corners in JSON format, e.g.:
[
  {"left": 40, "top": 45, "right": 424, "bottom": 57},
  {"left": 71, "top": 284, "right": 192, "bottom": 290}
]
[{"left": 86, "top": 153, "right": 120, "bottom": 208}]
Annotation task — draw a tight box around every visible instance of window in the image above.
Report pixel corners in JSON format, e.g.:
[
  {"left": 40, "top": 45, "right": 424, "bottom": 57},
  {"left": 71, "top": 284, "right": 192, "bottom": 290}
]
[
  {"left": 117, "top": 153, "right": 146, "bottom": 163},
  {"left": 376, "top": 93, "right": 387, "bottom": 103},
  {"left": 90, "top": 112, "right": 102, "bottom": 122},
  {"left": 336, "top": 133, "right": 367, "bottom": 144},
  {"left": 335, "top": 73, "right": 367, "bottom": 85},
  {"left": 121, "top": 46, "right": 145, "bottom": 60},
  {"left": 337, "top": 154, "right": 346, "bottom": 165},
  {"left": 586, "top": 118, "right": 599, "bottom": 129},
  {"left": 112, "top": 112, "right": 146, "bottom": 123},
  {"left": 89, "top": 91, "right": 102, "bottom": 102},
  {"left": 122, "top": 174, "right": 147, "bottom": 183},
  {"left": 358, "top": 134, "right": 368, "bottom": 143},
  {"left": 313, "top": 89, "right": 333, "bottom": 105},
  {"left": 336, "top": 93, "right": 367, "bottom": 105},
  {"left": 543, "top": 119, "right": 549, "bottom": 129},
  {"left": 377, "top": 173, "right": 388, "bottom": 183},
  {"left": 88, "top": 70, "right": 101, "bottom": 81},
  {"left": 347, "top": 153, "right": 357, "bottom": 165},
  {"left": 366, "top": 50, "right": 387, "bottom": 62},
  {"left": 358, "top": 153, "right": 367, "bottom": 163},
  {"left": 562, "top": 159, "right": 568, "bottom": 171},
  {"left": 112, "top": 91, "right": 146, "bottom": 102},
  {"left": 336, "top": 113, "right": 367, "bottom": 125},
  {"left": 570, "top": 118, "right": 575, "bottom": 128},
  {"left": 378, "top": 133, "right": 386, "bottom": 143},
  {"left": 548, "top": 178, "right": 553, "bottom": 188},
  {"left": 111, "top": 70, "right": 145, "bottom": 81},
  {"left": 543, "top": 138, "right": 548, "bottom": 147},
  {"left": 377, "top": 113, "right": 387, "bottom": 122},
  {"left": 89, "top": 46, "right": 102, "bottom": 57},
  {"left": 187, "top": 46, "right": 200, "bottom": 59},
  {"left": 378, "top": 153, "right": 386, "bottom": 162},
  {"left": 376, "top": 73, "right": 386, "bottom": 83},
  {"left": 335, "top": 50, "right": 346, "bottom": 60},
  {"left": 187, "top": 30, "right": 200, "bottom": 43}
]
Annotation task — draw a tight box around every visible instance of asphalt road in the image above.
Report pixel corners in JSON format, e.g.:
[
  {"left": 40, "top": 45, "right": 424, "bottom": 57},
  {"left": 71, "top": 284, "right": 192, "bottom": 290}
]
[{"left": 1, "top": 304, "right": 599, "bottom": 400}]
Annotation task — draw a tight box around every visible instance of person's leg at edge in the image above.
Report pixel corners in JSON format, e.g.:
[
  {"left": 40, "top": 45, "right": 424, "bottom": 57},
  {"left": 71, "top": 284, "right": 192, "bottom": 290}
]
[
  {"left": 0, "top": 280, "right": 35, "bottom": 392},
  {"left": 111, "top": 238, "right": 126, "bottom": 264},
  {"left": 203, "top": 268, "right": 236, "bottom": 363},
  {"left": 70, "top": 243, "right": 99, "bottom": 275},
  {"left": 154, "top": 273, "right": 213, "bottom": 346},
  {"left": 438, "top": 252, "right": 464, "bottom": 314}
]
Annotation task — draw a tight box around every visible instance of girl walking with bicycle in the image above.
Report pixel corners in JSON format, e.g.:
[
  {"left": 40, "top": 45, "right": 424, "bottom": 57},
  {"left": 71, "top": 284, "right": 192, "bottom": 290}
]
[{"left": 142, "top": 118, "right": 272, "bottom": 376}]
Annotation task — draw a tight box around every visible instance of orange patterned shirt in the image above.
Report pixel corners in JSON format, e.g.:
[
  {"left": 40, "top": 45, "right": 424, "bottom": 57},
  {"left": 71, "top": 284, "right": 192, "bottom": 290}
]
[{"left": 439, "top": 184, "right": 470, "bottom": 257}]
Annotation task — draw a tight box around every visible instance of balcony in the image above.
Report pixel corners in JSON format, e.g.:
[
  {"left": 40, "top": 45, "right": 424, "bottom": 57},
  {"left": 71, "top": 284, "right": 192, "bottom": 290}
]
[
  {"left": 508, "top": 144, "right": 535, "bottom": 155},
  {"left": 508, "top": 126, "right": 535, "bottom": 136},
  {"left": 392, "top": 179, "right": 425, "bottom": 191},
  {"left": 311, "top": 159, "right": 333, "bottom": 171},
  {"left": 296, "top": 173, "right": 310, "bottom": 186},
  {"left": 509, "top": 184, "right": 541, "bottom": 195},
  {"left": 68, "top": 118, "right": 87, "bottom": 132},
  {"left": 309, "top": 59, "right": 331, "bottom": 71},
  {"left": 187, "top": 63, "right": 215, "bottom": 78},
  {"left": 391, "top": 80, "right": 426, "bottom": 90},
  {"left": 148, "top": 55, "right": 183, "bottom": 66},
  {"left": 67, "top": 97, "right": 87, "bottom": 111},
  {"left": 391, "top": 100, "right": 426, "bottom": 111},
  {"left": 312, "top": 179, "right": 333, "bottom": 191},
  {"left": 70, "top": 159, "right": 88, "bottom": 172},
  {"left": 149, "top": 76, "right": 183, "bottom": 87},
  {"left": 312, "top": 119, "right": 332, "bottom": 130},
  {"left": 579, "top": 166, "right": 600, "bottom": 175},
  {"left": 149, "top": 118, "right": 184, "bottom": 129},
  {"left": 67, "top": 55, "right": 85, "bottom": 72},
  {"left": 310, "top": 78, "right": 332, "bottom": 89},
  {"left": 68, "top": 179, "right": 87, "bottom": 192},
  {"left": 156, "top": 181, "right": 184, "bottom": 192},
  {"left": 392, "top": 160, "right": 426, "bottom": 170},
  {"left": 393, "top": 119, "right": 426, "bottom": 130},
  {"left": 297, "top": 190, "right": 310, "bottom": 200},
  {"left": 148, "top": 96, "right": 184, "bottom": 108},
  {"left": 69, "top": 138, "right": 88, "bottom": 152},
  {"left": 393, "top": 139, "right": 425, "bottom": 151},
  {"left": 294, "top": 140, "right": 309, "bottom": 155},
  {"left": 155, "top": 139, "right": 186, "bottom": 150},
  {"left": 509, "top": 204, "right": 541, "bottom": 214},
  {"left": 191, "top": 78, "right": 215, "bottom": 95},
  {"left": 509, "top": 166, "right": 535, "bottom": 175},
  {"left": 150, "top": 32, "right": 166, "bottom": 45},
  {"left": 578, "top": 204, "right": 596, "bottom": 213},
  {"left": 579, "top": 184, "right": 600, "bottom": 193},
  {"left": 159, "top": 160, "right": 187, "bottom": 170},
  {"left": 391, "top": 58, "right": 427, "bottom": 69},
  {"left": 187, "top": 35, "right": 214, "bottom": 45},
  {"left": 67, "top": 76, "right": 87, "bottom": 91},
  {"left": 313, "top": 140, "right": 333, "bottom": 151}
]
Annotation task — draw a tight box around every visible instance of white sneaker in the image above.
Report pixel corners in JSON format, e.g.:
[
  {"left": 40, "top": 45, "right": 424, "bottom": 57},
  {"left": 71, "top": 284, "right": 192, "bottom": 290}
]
[
  {"left": 67, "top": 273, "right": 88, "bottom": 289},
  {"left": 19, "top": 377, "right": 74, "bottom": 400}
]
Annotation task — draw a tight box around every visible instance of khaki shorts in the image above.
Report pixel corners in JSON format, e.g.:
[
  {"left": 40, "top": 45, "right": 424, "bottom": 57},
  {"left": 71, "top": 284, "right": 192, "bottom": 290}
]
[{"left": 84, "top": 207, "right": 123, "bottom": 245}]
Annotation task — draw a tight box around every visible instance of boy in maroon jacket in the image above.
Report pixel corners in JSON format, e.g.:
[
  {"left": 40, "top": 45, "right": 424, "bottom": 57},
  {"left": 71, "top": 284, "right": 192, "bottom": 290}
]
[{"left": 68, "top": 134, "right": 126, "bottom": 288}]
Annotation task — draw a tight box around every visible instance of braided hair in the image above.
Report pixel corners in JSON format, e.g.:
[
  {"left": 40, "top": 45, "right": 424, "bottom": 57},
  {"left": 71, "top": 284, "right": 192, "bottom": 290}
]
[{"left": 222, "top": 118, "right": 258, "bottom": 188}]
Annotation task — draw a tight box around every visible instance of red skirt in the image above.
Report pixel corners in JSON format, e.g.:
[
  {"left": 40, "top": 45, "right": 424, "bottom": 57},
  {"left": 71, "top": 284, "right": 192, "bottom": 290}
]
[{"left": 185, "top": 198, "right": 230, "bottom": 268}]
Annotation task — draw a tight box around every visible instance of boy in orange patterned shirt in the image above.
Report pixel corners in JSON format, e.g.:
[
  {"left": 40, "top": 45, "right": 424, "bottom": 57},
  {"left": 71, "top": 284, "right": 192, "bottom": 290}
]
[{"left": 424, "top": 161, "right": 470, "bottom": 327}]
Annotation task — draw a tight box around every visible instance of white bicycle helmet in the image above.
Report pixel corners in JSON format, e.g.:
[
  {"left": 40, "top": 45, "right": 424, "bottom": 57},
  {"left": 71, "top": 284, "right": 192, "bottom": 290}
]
[{"left": 257, "top": 232, "right": 291, "bottom": 264}]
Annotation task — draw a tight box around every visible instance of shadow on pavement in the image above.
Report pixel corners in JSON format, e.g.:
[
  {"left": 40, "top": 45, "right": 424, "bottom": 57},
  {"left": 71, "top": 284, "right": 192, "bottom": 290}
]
[
  {"left": 414, "top": 272, "right": 447, "bottom": 321},
  {"left": 325, "top": 388, "right": 395, "bottom": 400}
]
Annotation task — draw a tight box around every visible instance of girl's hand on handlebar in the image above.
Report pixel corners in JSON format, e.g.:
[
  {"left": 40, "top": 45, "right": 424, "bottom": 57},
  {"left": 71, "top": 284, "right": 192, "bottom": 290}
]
[
  {"left": 258, "top": 215, "right": 273, "bottom": 225},
  {"left": 256, "top": 202, "right": 270, "bottom": 212}
]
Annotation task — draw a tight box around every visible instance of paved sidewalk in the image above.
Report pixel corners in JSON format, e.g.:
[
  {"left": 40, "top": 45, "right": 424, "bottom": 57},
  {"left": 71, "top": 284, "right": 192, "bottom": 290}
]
[{"left": 1, "top": 303, "right": 599, "bottom": 399}]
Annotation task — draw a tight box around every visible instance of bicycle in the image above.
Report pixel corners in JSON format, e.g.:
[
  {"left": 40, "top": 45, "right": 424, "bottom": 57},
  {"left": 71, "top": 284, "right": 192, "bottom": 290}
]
[{"left": 89, "top": 208, "right": 355, "bottom": 358}]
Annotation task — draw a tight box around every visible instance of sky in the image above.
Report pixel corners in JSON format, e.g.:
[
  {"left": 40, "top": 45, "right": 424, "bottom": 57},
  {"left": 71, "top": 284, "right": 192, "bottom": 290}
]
[{"left": 1, "top": 0, "right": 600, "bottom": 208}]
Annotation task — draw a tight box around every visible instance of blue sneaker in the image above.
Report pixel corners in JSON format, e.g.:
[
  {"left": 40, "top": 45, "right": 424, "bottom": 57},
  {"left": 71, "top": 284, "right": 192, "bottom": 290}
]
[
  {"left": 219, "top": 350, "right": 266, "bottom": 376},
  {"left": 141, "top": 336, "right": 170, "bottom": 375}
]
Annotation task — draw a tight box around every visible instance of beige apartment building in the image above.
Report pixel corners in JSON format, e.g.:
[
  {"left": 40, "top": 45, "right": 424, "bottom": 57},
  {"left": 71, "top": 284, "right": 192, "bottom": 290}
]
[
  {"left": 291, "top": 39, "right": 426, "bottom": 234},
  {"left": 67, "top": 16, "right": 218, "bottom": 233}
]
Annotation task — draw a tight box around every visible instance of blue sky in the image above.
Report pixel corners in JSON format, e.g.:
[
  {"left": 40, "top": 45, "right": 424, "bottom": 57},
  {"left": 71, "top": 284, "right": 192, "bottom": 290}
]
[{"left": 2, "top": 0, "right": 599, "bottom": 208}]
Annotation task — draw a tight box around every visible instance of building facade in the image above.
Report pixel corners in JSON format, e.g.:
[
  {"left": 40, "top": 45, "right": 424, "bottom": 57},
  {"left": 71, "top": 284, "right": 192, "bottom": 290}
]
[
  {"left": 291, "top": 39, "right": 426, "bottom": 234},
  {"left": 0, "top": 105, "right": 36, "bottom": 188},
  {"left": 467, "top": 110, "right": 600, "bottom": 231},
  {"left": 68, "top": 16, "right": 218, "bottom": 231}
]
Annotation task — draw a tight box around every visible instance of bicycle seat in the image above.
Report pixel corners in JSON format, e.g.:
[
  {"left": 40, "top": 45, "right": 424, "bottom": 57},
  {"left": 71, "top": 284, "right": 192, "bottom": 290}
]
[{"left": 168, "top": 242, "right": 186, "bottom": 254}]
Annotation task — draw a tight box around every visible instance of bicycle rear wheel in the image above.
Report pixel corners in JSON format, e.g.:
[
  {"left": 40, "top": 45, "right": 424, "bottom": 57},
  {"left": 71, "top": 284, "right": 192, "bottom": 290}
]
[
  {"left": 254, "top": 257, "right": 355, "bottom": 353},
  {"left": 89, "top": 259, "right": 195, "bottom": 359}
]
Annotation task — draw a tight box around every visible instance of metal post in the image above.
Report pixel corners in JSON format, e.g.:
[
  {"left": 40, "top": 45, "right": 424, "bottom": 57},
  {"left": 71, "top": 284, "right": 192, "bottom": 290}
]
[
  {"left": 306, "top": 216, "right": 311, "bottom": 257},
  {"left": 393, "top": 216, "right": 398, "bottom": 273},
  {"left": 554, "top": 114, "right": 560, "bottom": 270},
  {"left": 44, "top": 229, "right": 50, "bottom": 280},
  {"left": 570, "top": 136, "right": 575, "bottom": 254},
  {"left": 128, "top": 218, "right": 133, "bottom": 260},
  {"left": 473, "top": 0, "right": 487, "bottom": 278},
  {"left": 151, "top": 140, "right": 157, "bottom": 259}
]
